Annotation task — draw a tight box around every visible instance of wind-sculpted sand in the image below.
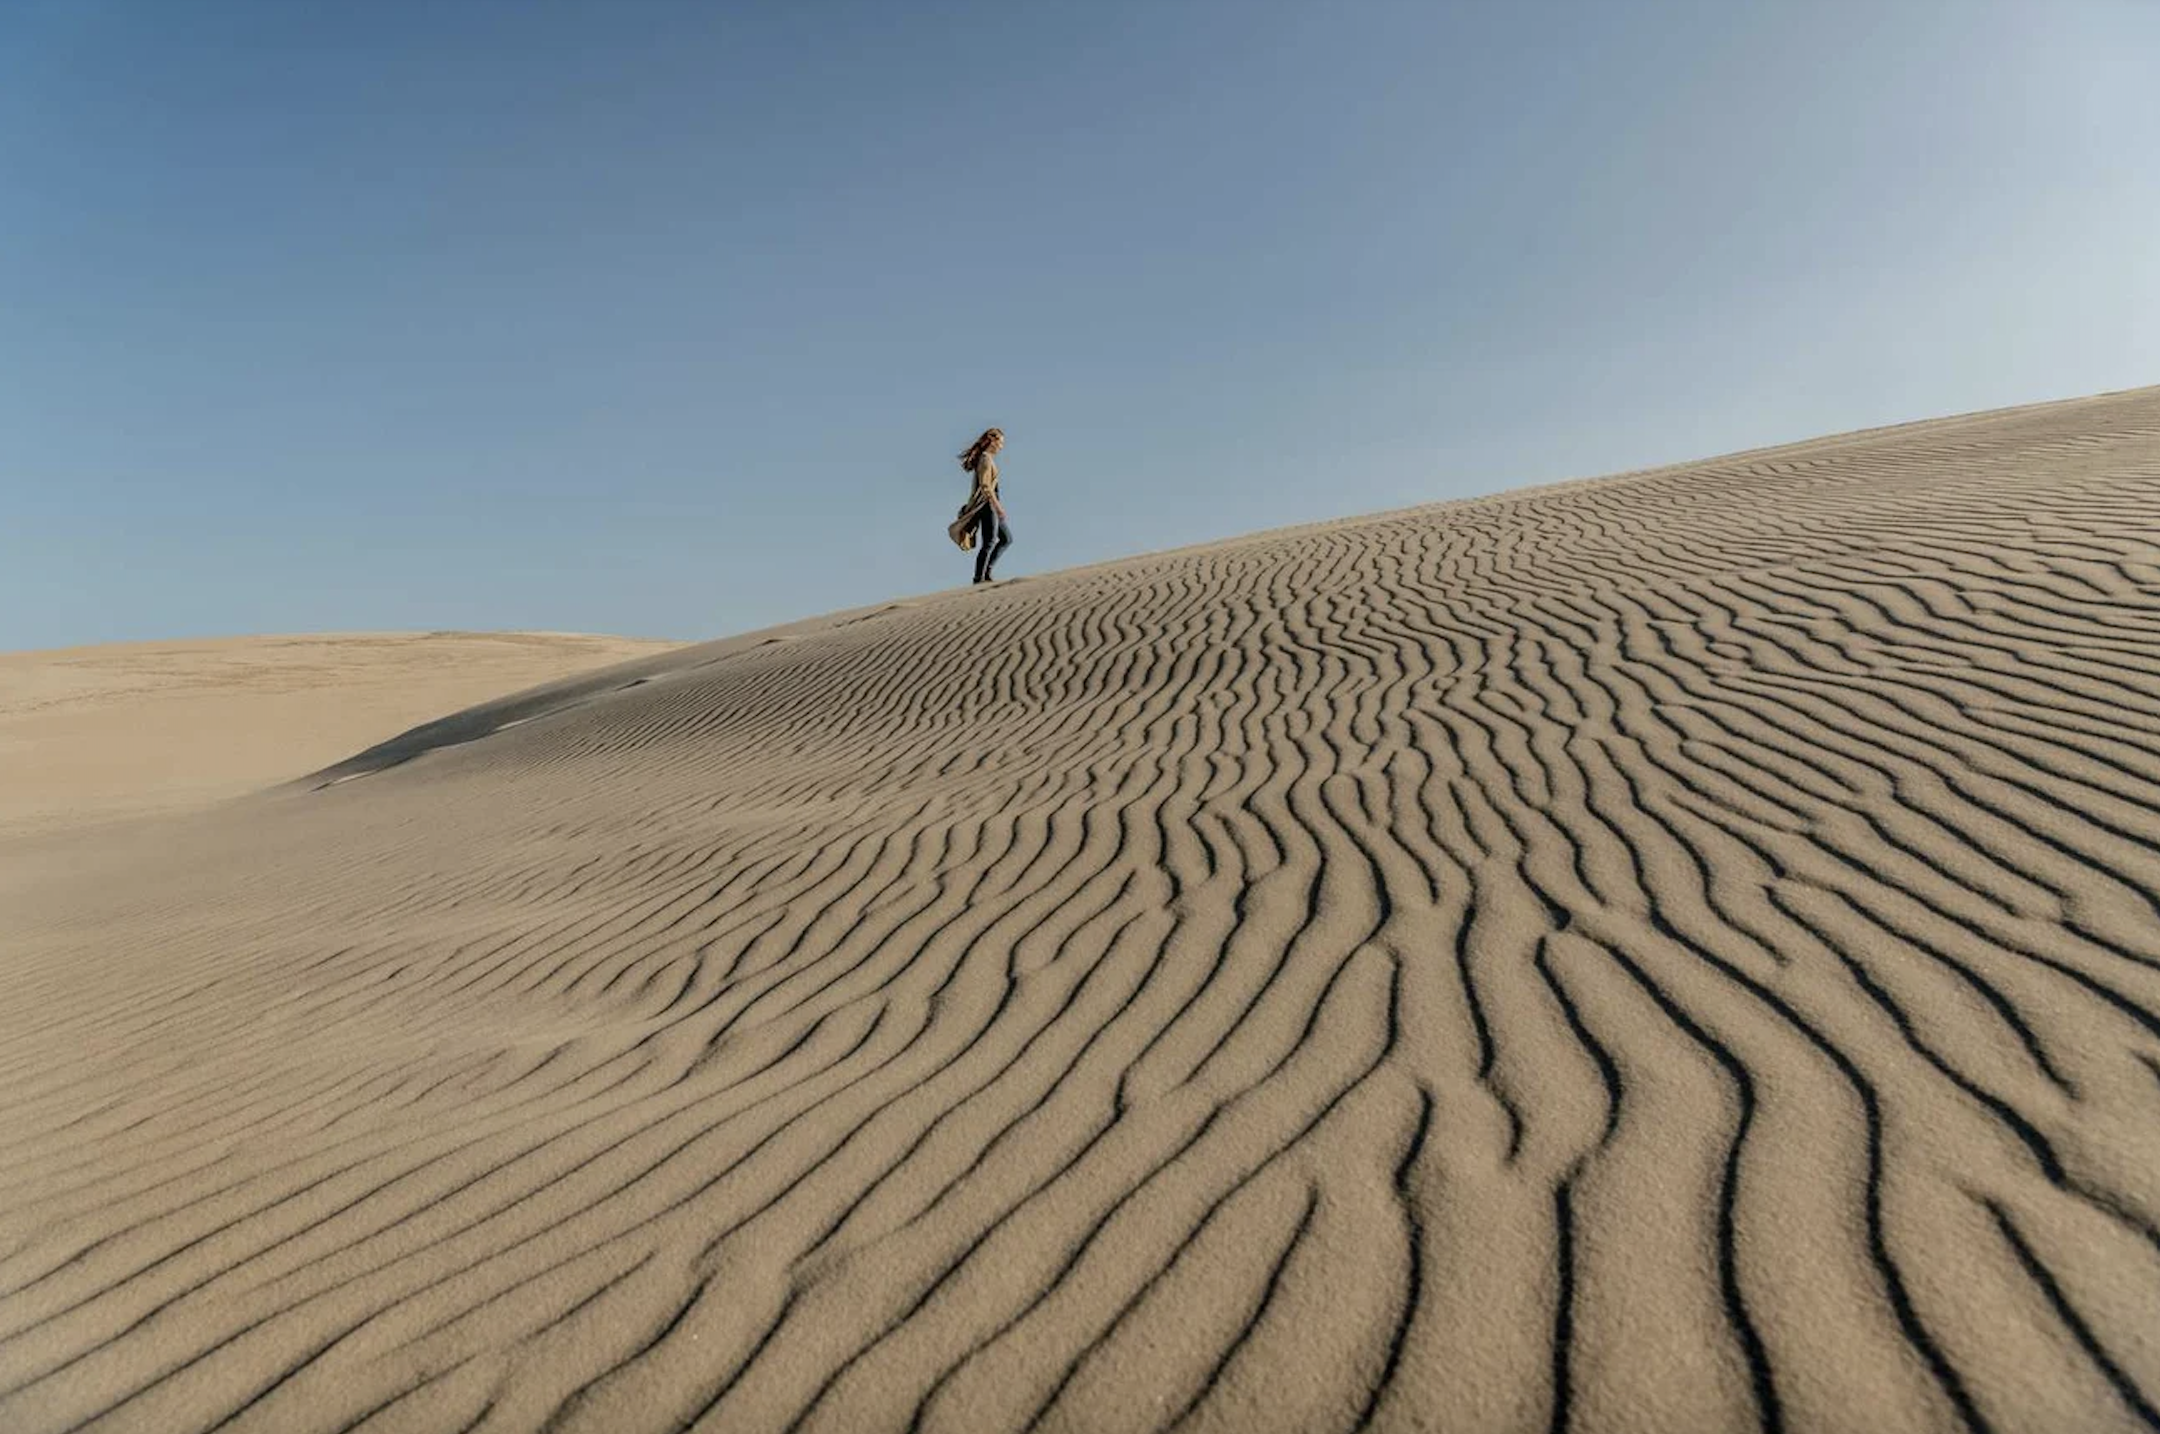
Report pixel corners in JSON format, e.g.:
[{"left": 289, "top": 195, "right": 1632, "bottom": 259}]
[
  {"left": 6, "top": 390, "right": 2160, "bottom": 1433},
  {"left": 0, "top": 632, "right": 680, "bottom": 836}
]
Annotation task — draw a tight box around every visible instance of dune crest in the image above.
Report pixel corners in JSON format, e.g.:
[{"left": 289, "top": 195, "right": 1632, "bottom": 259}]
[{"left": 6, "top": 391, "right": 2160, "bottom": 1431}]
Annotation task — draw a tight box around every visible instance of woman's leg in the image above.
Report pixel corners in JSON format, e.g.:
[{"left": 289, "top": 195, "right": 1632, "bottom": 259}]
[
  {"left": 972, "top": 506, "right": 999, "bottom": 583},
  {"left": 982, "top": 516, "right": 1013, "bottom": 581}
]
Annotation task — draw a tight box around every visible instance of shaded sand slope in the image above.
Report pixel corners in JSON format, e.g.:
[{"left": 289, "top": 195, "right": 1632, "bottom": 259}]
[
  {"left": 6, "top": 390, "right": 2160, "bottom": 1432},
  {"left": 0, "top": 632, "right": 680, "bottom": 836}
]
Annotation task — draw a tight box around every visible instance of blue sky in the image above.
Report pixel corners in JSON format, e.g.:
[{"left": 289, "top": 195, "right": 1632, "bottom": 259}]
[{"left": 4, "top": 0, "right": 2156, "bottom": 650}]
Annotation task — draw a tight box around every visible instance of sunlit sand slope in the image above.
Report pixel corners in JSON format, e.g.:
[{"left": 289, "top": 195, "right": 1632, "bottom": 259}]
[
  {"left": 0, "top": 632, "right": 679, "bottom": 835},
  {"left": 5, "top": 390, "right": 2160, "bottom": 1432}
]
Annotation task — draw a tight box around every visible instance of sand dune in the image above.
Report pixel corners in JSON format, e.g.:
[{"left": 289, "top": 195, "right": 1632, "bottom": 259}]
[
  {"left": 6, "top": 390, "right": 2160, "bottom": 1432},
  {"left": 0, "top": 632, "right": 680, "bottom": 837}
]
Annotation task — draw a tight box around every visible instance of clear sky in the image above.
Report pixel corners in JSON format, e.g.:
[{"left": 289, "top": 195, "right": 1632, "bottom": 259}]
[{"left": 4, "top": 1, "right": 2156, "bottom": 650}]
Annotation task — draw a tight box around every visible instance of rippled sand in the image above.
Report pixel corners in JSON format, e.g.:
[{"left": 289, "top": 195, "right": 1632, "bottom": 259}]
[{"left": 5, "top": 391, "right": 2159, "bottom": 1432}]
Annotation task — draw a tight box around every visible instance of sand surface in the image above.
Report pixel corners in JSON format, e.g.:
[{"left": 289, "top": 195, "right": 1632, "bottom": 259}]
[
  {"left": 0, "top": 632, "right": 680, "bottom": 837},
  {"left": 6, "top": 391, "right": 2160, "bottom": 1432}
]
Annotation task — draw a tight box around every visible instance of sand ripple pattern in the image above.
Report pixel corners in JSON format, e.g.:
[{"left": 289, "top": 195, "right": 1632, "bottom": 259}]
[{"left": 6, "top": 391, "right": 2160, "bottom": 1432}]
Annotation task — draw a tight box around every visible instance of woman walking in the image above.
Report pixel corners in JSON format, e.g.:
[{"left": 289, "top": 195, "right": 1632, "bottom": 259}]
[{"left": 956, "top": 427, "right": 1012, "bottom": 584}]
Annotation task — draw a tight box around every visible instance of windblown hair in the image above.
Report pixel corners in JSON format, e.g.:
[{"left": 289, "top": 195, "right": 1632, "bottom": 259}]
[{"left": 959, "top": 427, "right": 1004, "bottom": 475}]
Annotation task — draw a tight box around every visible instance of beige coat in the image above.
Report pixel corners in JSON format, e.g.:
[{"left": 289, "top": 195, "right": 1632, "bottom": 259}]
[
  {"left": 950, "top": 453, "right": 1000, "bottom": 550},
  {"left": 968, "top": 452, "right": 1000, "bottom": 509}
]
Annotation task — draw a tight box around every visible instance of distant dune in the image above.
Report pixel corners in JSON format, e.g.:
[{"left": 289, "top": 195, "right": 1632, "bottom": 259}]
[
  {"left": 0, "top": 631, "right": 679, "bottom": 835},
  {"left": 5, "top": 391, "right": 2160, "bottom": 1432}
]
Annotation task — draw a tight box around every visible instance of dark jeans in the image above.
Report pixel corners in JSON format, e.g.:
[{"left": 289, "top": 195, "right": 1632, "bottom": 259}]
[{"left": 972, "top": 505, "right": 1012, "bottom": 583}]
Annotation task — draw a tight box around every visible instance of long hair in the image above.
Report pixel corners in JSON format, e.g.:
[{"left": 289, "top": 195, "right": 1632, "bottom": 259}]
[{"left": 959, "top": 427, "right": 1003, "bottom": 475}]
